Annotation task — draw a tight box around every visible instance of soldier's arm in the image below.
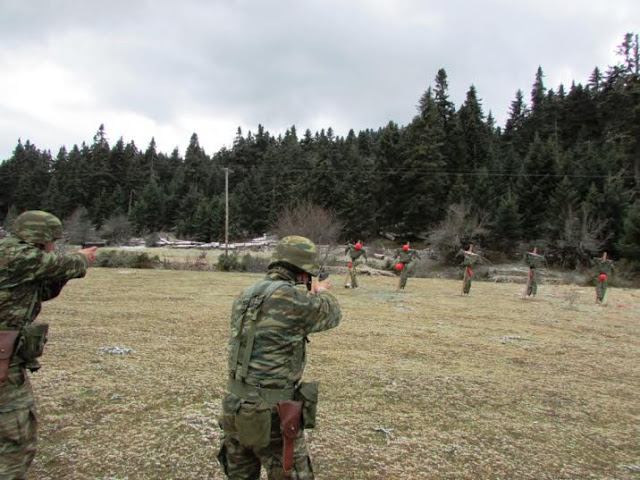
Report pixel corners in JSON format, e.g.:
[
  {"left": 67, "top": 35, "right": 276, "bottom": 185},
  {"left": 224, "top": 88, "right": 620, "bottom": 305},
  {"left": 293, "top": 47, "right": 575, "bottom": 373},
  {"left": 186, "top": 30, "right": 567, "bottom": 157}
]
[
  {"left": 303, "top": 290, "right": 341, "bottom": 334},
  {"left": 32, "top": 250, "right": 91, "bottom": 283},
  {"left": 278, "top": 286, "right": 341, "bottom": 335}
]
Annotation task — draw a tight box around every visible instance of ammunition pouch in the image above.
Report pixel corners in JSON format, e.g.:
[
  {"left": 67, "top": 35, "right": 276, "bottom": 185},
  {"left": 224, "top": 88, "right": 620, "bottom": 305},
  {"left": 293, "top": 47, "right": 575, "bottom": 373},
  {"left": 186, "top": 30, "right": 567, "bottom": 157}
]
[
  {"left": 294, "top": 381, "right": 319, "bottom": 429},
  {"left": 235, "top": 402, "right": 272, "bottom": 449},
  {"left": 0, "top": 330, "right": 20, "bottom": 387},
  {"left": 16, "top": 322, "right": 49, "bottom": 369}
]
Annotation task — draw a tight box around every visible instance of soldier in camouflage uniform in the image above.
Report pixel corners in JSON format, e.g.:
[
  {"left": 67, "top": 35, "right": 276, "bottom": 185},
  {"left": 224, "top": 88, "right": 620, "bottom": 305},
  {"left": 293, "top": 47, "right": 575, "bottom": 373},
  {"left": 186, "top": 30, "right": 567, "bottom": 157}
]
[
  {"left": 344, "top": 241, "right": 367, "bottom": 289},
  {"left": 393, "top": 243, "right": 421, "bottom": 290},
  {"left": 592, "top": 252, "right": 614, "bottom": 304},
  {"left": 217, "top": 236, "right": 341, "bottom": 480},
  {"left": 460, "top": 245, "right": 480, "bottom": 296},
  {"left": 0, "top": 211, "right": 96, "bottom": 479},
  {"left": 523, "top": 247, "right": 545, "bottom": 299}
]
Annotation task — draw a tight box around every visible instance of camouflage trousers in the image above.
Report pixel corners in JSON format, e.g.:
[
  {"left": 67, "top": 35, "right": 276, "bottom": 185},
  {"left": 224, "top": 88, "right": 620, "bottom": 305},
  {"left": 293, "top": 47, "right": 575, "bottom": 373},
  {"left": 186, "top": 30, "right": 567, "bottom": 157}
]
[
  {"left": 596, "top": 279, "right": 608, "bottom": 302},
  {"left": 218, "top": 409, "right": 314, "bottom": 480},
  {"left": 348, "top": 266, "right": 358, "bottom": 288},
  {"left": 462, "top": 267, "right": 472, "bottom": 295},
  {"left": 0, "top": 407, "right": 38, "bottom": 480},
  {"left": 526, "top": 268, "right": 538, "bottom": 297},
  {"left": 398, "top": 263, "right": 410, "bottom": 289}
]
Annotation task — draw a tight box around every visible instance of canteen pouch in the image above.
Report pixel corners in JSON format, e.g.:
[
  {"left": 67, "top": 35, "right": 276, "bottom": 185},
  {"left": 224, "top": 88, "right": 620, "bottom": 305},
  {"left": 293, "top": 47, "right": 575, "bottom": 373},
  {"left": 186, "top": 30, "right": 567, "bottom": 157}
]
[
  {"left": 295, "top": 381, "right": 319, "bottom": 429},
  {"left": 17, "top": 322, "right": 49, "bottom": 362},
  {"left": 235, "top": 402, "right": 272, "bottom": 449},
  {"left": 0, "top": 331, "right": 20, "bottom": 386}
]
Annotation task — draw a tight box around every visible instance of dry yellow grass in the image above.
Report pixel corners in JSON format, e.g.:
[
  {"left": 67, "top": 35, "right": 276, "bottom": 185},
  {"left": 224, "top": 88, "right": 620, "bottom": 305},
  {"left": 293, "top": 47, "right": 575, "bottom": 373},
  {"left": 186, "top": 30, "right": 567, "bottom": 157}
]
[{"left": 30, "top": 269, "right": 640, "bottom": 479}]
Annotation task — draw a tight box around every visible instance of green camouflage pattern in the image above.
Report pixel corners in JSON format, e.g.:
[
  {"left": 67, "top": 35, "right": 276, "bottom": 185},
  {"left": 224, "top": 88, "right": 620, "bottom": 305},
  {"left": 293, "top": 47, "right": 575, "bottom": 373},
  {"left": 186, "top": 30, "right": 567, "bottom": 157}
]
[
  {"left": 0, "top": 406, "right": 37, "bottom": 479},
  {"left": 0, "top": 235, "right": 88, "bottom": 477},
  {"left": 219, "top": 266, "right": 341, "bottom": 479},
  {"left": 526, "top": 267, "right": 539, "bottom": 297},
  {"left": 461, "top": 252, "right": 479, "bottom": 295},
  {"left": 218, "top": 408, "right": 313, "bottom": 480},
  {"left": 394, "top": 248, "right": 420, "bottom": 289},
  {"left": 269, "top": 236, "right": 320, "bottom": 277},
  {"left": 348, "top": 266, "right": 359, "bottom": 288},
  {"left": 345, "top": 244, "right": 367, "bottom": 262},
  {"left": 344, "top": 244, "right": 367, "bottom": 288},
  {"left": 592, "top": 257, "right": 614, "bottom": 303},
  {"left": 524, "top": 251, "right": 545, "bottom": 268},
  {"left": 524, "top": 251, "right": 544, "bottom": 297},
  {"left": 462, "top": 252, "right": 479, "bottom": 267},
  {"left": 12, "top": 211, "right": 63, "bottom": 245},
  {"left": 394, "top": 248, "right": 420, "bottom": 265}
]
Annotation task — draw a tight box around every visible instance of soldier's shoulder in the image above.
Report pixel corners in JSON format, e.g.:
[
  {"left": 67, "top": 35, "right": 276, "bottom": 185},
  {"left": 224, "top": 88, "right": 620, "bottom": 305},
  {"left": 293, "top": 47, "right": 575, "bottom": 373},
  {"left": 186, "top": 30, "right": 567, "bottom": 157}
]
[{"left": 0, "top": 237, "right": 41, "bottom": 259}]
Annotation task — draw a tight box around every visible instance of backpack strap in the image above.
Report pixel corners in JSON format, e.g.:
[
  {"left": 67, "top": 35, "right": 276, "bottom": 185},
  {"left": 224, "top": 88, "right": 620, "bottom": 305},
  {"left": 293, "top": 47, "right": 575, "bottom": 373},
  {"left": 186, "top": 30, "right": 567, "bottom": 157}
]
[{"left": 229, "top": 280, "right": 287, "bottom": 382}]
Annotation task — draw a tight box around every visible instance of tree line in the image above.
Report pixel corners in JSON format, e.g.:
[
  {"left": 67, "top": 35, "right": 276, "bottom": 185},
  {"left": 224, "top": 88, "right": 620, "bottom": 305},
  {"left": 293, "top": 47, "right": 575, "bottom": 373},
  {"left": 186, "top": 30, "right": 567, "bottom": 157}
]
[{"left": 1, "top": 33, "right": 639, "bottom": 269}]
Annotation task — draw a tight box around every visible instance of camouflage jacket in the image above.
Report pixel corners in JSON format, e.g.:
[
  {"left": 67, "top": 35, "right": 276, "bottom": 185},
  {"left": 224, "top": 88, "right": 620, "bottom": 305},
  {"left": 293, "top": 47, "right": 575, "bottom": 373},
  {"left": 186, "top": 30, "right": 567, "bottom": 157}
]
[
  {"left": 345, "top": 244, "right": 367, "bottom": 262},
  {"left": 524, "top": 252, "right": 545, "bottom": 269},
  {"left": 0, "top": 236, "right": 89, "bottom": 329},
  {"left": 1, "top": 236, "right": 89, "bottom": 411},
  {"left": 462, "top": 252, "right": 480, "bottom": 267},
  {"left": 592, "top": 258, "right": 614, "bottom": 275},
  {"left": 394, "top": 249, "right": 420, "bottom": 264},
  {"left": 228, "top": 267, "right": 341, "bottom": 390}
]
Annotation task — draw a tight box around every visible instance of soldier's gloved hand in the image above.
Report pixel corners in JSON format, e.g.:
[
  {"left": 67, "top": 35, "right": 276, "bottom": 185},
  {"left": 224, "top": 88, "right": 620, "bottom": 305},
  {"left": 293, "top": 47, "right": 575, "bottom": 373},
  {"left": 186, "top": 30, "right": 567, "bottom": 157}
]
[
  {"left": 77, "top": 246, "right": 98, "bottom": 265},
  {"left": 312, "top": 280, "right": 331, "bottom": 294}
]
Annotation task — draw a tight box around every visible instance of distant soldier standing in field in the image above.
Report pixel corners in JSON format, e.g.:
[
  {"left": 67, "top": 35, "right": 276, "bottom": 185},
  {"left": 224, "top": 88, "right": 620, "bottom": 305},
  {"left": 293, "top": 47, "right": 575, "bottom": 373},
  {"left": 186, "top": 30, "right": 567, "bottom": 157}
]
[
  {"left": 592, "top": 252, "right": 614, "bottom": 304},
  {"left": 344, "top": 240, "right": 367, "bottom": 289},
  {"left": 0, "top": 210, "right": 96, "bottom": 479},
  {"left": 217, "top": 236, "right": 341, "bottom": 479},
  {"left": 394, "top": 243, "right": 421, "bottom": 290},
  {"left": 523, "top": 247, "right": 545, "bottom": 299},
  {"left": 460, "top": 245, "right": 480, "bottom": 296}
]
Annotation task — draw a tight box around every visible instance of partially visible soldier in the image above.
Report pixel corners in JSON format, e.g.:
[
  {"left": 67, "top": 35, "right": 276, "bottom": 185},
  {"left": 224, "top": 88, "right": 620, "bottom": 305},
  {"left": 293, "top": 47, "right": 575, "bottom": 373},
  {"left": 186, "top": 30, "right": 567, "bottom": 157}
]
[
  {"left": 0, "top": 210, "right": 97, "bottom": 479},
  {"left": 592, "top": 252, "right": 614, "bottom": 304},
  {"left": 217, "top": 235, "right": 341, "bottom": 479},
  {"left": 393, "top": 243, "right": 421, "bottom": 290},
  {"left": 344, "top": 240, "right": 367, "bottom": 289},
  {"left": 523, "top": 247, "right": 545, "bottom": 299},
  {"left": 460, "top": 244, "right": 480, "bottom": 296}
]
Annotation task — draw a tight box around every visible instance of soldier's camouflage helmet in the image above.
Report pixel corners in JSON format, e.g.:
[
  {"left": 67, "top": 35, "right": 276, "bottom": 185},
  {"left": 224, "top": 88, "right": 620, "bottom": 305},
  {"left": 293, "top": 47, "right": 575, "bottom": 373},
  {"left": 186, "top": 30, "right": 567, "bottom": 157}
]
[
  {"left": 269, "top": 235, "right": 320, "bottom": 276},
  {"left": 13, "top": 210, "right": 63, "bottom": 245}
]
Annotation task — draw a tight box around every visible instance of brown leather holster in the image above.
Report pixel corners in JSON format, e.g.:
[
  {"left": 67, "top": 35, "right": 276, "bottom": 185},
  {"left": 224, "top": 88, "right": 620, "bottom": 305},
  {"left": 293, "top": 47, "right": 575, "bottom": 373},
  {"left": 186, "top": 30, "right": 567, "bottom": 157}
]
[
  {"left": 277, "top": 400, "right": 303, "bottom": 478},
  {"left": 0, "top": 331, "right": 20, "bottom": 387}
]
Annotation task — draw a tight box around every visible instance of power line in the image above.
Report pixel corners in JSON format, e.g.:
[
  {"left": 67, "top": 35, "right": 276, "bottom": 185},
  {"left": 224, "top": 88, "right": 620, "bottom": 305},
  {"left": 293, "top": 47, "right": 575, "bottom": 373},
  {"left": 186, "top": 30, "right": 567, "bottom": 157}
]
[{"left": 0, "top": 167, "right": 635, "bottom": 181}]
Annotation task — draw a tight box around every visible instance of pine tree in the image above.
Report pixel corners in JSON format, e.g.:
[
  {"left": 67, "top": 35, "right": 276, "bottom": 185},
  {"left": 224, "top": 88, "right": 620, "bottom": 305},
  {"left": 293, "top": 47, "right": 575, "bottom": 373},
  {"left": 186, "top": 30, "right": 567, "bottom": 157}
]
[
  {"left": 490, "top": 190, "right": 522, "bottom": 254},
  {"left": 618, "top": 200, "right": 640, "bottom": 269}
]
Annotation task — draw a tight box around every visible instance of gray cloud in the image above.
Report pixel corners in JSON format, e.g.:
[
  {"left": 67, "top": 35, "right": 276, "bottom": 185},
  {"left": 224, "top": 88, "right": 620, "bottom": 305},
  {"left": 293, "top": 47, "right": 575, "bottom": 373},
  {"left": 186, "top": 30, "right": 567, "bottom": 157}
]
[{"left": 1, "top": 0, "right": 638, "bottom": 159}]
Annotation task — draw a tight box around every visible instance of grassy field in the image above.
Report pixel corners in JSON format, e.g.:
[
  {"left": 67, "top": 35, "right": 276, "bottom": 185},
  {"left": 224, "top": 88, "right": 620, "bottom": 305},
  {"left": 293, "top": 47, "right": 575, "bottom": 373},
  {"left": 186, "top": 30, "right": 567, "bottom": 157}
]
[{"left": 30, "top": 268, "right": 640, "bottom": 479}]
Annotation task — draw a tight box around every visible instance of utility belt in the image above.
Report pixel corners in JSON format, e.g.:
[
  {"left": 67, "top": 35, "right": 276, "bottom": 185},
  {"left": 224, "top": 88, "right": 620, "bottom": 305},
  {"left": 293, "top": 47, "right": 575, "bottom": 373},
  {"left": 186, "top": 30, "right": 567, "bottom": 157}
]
[
  {"left": 0, "top": 322, "right": 49, "bottom": 386},
  {"left": 227, "top": 378, "right": 295, "bottom": 404}
]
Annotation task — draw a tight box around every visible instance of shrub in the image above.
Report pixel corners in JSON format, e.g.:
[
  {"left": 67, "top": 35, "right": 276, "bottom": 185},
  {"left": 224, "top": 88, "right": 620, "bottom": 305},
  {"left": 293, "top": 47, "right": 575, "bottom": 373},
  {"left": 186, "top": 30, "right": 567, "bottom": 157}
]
[
  {"left": 217, "top": 252, "right": 242, "bottom": 272},
  {"left": 95, "top": 250, "right": 160, "bottom": 269},
  {"left": 240, "top": 253, "right": 270, "bottom": 273}
]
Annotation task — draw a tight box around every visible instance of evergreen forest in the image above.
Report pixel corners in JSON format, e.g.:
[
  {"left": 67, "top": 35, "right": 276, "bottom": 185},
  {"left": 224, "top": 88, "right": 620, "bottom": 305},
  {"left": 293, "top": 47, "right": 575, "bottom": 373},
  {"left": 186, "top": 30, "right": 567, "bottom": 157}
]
[{"left": 1, "top": 33, "right": 640, "bottom": 269}]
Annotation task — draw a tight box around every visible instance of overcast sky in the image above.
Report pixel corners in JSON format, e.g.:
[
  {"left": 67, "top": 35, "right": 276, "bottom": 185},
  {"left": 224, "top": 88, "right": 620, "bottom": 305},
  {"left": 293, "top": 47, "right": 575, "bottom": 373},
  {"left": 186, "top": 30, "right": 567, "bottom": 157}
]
[{"left": 0, "top": 0, "right": 638, "bottom": 161}]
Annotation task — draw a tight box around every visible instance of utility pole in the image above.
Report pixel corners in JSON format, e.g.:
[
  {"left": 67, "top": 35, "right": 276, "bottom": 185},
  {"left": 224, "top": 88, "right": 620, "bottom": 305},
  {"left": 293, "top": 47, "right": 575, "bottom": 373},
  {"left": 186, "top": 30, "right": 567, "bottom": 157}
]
[{"left": 223, "top": 167, "right": 232, "bottom": 256}]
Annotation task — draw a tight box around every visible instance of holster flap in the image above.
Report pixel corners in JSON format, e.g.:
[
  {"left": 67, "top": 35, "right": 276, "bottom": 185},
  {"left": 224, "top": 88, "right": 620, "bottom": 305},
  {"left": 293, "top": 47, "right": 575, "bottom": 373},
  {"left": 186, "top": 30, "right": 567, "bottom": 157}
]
[{"left": 277, "top": 400, "right": 302, "bottom": 439}]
